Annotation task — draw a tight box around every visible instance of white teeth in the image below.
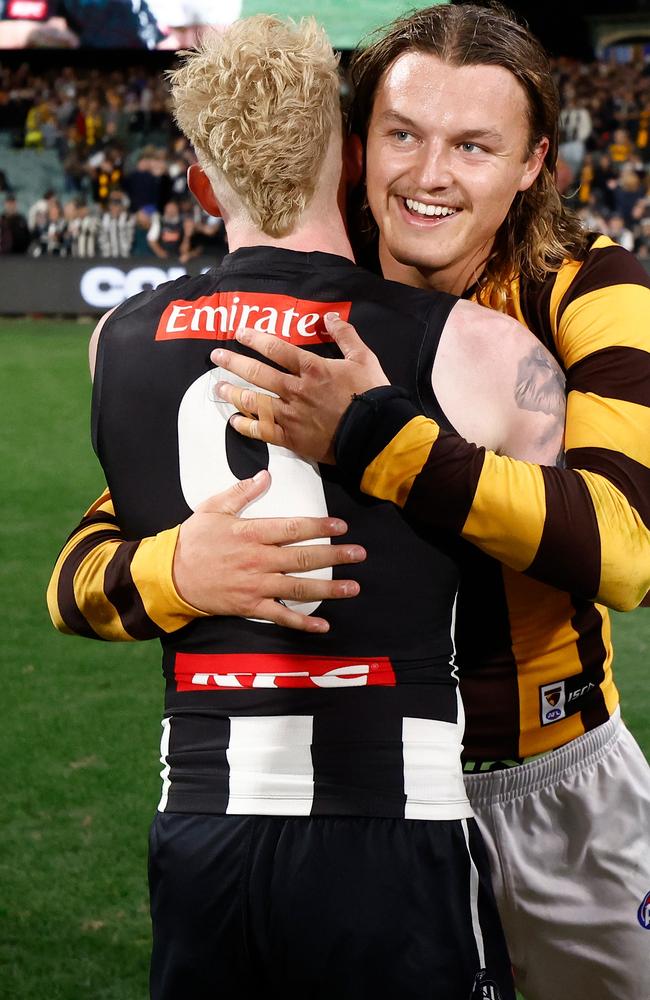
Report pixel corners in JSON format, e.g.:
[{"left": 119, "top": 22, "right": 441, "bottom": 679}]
[{"left": 405, "top": 198, "right": 457, "bottom": 217}]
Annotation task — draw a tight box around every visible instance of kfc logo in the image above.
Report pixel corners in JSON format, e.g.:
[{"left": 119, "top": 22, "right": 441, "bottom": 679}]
[{"left": 175, "top": 652, "right": 396, "bottom": 691}]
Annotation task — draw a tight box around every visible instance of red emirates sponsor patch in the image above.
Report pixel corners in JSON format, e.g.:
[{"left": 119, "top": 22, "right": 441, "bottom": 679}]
[
  {"left": 175, "top": 652, "right": 396, "bottom": 691},
  {"left": 7, "top": 0, "right": 48, "bottom": 16},
  {"left": 155, "top": 291, "right": 351, "bottom": 345}
]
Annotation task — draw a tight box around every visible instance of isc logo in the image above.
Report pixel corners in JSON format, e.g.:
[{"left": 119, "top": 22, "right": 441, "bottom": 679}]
[
  {"left": 638, "top": 890, "right": 650, "bottom": 930},
  {"left": 567, "top": 682, "right": 595, "bottom": 703}
]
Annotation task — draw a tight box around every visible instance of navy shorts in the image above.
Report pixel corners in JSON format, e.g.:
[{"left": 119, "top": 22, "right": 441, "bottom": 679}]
[{"left": 148, "top": 813, "right": 514, "bottom": 1000}]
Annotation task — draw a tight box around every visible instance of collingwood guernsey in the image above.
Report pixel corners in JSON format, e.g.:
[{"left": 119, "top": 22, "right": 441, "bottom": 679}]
[{"left": 92, "top": 245, "right": 469, "bottom": 820}]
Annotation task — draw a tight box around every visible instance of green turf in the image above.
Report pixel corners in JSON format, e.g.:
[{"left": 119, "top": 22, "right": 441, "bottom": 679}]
[
  {"left": 1, "top": 319, "right": 160, "bottom": 999},
  {"left": 1, "top": 319, "right": 648, "bottom": 999}
]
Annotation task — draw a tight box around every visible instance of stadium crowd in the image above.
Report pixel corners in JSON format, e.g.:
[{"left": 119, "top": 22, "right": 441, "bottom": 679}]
[{"left": 1, "top": 52, "right": 650, "bottom": 259}]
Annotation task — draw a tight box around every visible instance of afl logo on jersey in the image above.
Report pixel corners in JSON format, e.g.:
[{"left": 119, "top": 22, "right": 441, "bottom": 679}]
[
  {"left": 638, "top": 890, "right": 650, "bottom": 929},
  {"left": 540, "top": 680, "right": 567, "bottom": 726}
]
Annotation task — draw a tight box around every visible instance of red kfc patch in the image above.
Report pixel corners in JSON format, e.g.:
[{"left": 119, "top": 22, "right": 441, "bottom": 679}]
[{"left": 175, "top": 652, "right": 396, "bottom": 691}]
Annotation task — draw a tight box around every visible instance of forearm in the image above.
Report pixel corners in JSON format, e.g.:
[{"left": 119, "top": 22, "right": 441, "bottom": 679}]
[
  {"left": 335, "top": 390, "right": 650, "bottom": 611},
  {"left": 46, "top": 491, "right": 202, "bottom": 641}
]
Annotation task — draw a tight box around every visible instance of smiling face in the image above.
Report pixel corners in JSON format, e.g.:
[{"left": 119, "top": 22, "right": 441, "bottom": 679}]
[{"left": 365, "top": 52, "right": 548, "bottom": 294}]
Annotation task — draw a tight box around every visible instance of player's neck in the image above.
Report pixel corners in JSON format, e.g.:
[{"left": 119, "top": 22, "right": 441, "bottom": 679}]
[
  {"left": 226, "top": 217, "right": 355, "bottom": 262},
  {"left": 378, "top": 237, "right": 492, "bottom": 296}
]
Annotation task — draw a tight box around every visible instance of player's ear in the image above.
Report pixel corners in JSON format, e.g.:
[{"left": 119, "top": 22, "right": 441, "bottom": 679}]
[
  {"left": 187, "top": 164, "right": 223, "bottom": 216},
  {"left": 518, "top": 136, "right": 549, "bottom": 192},
  {"left": 343, "top": 133, "right": 364, "bottom": 189}
]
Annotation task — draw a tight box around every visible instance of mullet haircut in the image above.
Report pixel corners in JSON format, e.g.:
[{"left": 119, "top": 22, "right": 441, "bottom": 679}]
[
  {"left": 349, "top": 2, "right": 587, "bottom": 309},
  {"left": 168, "top": 15, "right": 341, "bottom": 237}
]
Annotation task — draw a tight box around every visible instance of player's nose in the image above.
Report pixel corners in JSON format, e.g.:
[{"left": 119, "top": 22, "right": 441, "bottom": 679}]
[{"left": 412, "top": 140, "right": 454, "bottom": 191}]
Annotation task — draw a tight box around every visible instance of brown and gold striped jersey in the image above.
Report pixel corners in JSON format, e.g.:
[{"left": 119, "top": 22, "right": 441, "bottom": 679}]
[
  {"left": 47, "top": 235, "right": 650, "bottom": 758},
  {"left": 336, "top": 234, "right": 650, "bottom": 757}
]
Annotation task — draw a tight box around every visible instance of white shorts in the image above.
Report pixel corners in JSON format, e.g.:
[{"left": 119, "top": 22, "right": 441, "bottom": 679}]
[{"left": 464, "top": 709, "right": 650, "bottom": 1000}]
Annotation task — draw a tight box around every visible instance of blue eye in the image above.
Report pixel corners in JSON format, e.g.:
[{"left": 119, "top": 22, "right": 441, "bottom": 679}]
[
  {"left": 393, "top": 131, "right": 411, "bottom": 141},
  {"left": 460, "top": 142, "right": 482, "bottom": 153}
]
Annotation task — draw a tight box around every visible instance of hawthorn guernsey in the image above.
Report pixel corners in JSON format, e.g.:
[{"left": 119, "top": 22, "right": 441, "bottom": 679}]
[{"left": 156, "top": 291, "right": 353, "bottom": 343}]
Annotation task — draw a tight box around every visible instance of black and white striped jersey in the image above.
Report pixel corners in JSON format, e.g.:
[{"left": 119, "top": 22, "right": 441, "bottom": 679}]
[{"left": 93, "top": 245, "right": 472, "bottom": 820}]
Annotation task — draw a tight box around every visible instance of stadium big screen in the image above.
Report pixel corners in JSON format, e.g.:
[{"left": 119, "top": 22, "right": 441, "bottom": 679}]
[{"left": 0, "top": 0, "right": 427, "bottom": 49}]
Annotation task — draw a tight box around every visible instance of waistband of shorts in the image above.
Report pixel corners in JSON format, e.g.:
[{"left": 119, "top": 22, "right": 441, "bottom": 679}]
[{"left": 463, "top": 707, "right": 622, "bottom": 804}]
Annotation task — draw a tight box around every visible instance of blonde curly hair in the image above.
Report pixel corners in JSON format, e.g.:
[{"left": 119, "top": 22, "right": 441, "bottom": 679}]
[{"left": 168, "top": 16, "right": 341, "bottom": 237}]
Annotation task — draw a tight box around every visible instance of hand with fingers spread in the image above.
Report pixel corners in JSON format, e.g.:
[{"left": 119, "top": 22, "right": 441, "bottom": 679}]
[
  {"left": 211, "top": 313, "right": 390, "bottom": 463},
  {"left": 172, "top": 469, "right": 366, "bottom": 632}
]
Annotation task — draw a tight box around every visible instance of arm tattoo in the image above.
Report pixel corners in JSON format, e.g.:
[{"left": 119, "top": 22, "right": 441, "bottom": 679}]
[{"left": 514, "top": 346, "right": 566, "bottom": 418}]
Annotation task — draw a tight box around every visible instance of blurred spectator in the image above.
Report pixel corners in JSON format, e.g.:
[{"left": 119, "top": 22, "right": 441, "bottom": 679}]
[
  {"left": 131, "top": 207, "right": 156, "bottom": 256},
  {"left": 66, "top": 197, "right": 100, "bottom": 257},
  {"left": 559, "top": 90, "right": 592, "bottom": 182},
  {"left": 123, "top": 147, "right": 169, "bottom": 212},
  {"left": 30, "top": 198, "right": 67, "bottom": 256},
  {"left": 607, "top": 213, "right": 635, "bottom": 252},
  {"left": 58, "top": 124, "right": 86, "bottom": 193},
  {"left": 27, "top": 190, "right": 58, "bottom": 231},
  {"left": 81, "top": 96, "right": 104, "bottom": 152},
  {"left": 24, "top": 98, "right": 49, "bottom": 148},
  {"left": 91, "top": 151, "right": 124, "bottom": 207},
  {"left": 103, "top": 89, "right": 129, "bottom": 146},
  {"left": 0, "top": 194, "right": 30, "bottom": 253},
  {"left": 40, "top": 98, "right": 62, "bottom": 148},
  {"left": 182, "top": 209, "right": 226, "bottom": 261},
  {"left": 636, "top": 101, "right": 650, "bottom": 162},
  {"left": 147, "top": 198, "right": 185, "bottom": 259},
  {"left": 576, "top": 201, "right": 609, "bottom": 234},
  {"left": 578, "top": 153, "right": 618, "bottom": 212},
  {"left": 608, "top": 127, "right": 634, "bottom": 166},
  {"left": 98, "top": 192, "right": 134, "bottom": 257},
  {"left": 613, "top": 168, "right": 646, "bottom": 227},
  {"left": 168, "top": 139, "right": 194, "bottom": 199},
  {"left": 635, "top": 217, "right": 650, "bottom": 259}
]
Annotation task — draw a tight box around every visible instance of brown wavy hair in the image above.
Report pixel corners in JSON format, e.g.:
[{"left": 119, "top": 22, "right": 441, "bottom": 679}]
[{"left": 348, "top": 3, "right": 588, "bottom": 309}]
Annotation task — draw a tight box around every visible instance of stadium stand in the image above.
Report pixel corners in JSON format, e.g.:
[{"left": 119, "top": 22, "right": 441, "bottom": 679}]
[{"left": 1, "top": 54, "right": 649, "bottom": 266}]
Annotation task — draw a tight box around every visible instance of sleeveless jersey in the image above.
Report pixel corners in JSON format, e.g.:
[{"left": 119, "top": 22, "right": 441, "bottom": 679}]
[{"left": 93, "top": 245, "right": 470, "bottom": 820}]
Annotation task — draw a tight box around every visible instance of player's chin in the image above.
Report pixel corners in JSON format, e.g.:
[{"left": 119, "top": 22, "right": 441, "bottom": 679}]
[{"left": 390, "top": 235, "right": 452, "bottom": 271}]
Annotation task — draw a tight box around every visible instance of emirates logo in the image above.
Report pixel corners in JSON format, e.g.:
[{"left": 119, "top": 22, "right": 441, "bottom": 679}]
[{"left": 156, "top": 290, "right": 351, "bottom": 344}]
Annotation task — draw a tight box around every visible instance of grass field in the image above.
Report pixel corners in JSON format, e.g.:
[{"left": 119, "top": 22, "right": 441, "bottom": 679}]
[{"left": 1, "top": 318, "right": 649, "bottom": 999}]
